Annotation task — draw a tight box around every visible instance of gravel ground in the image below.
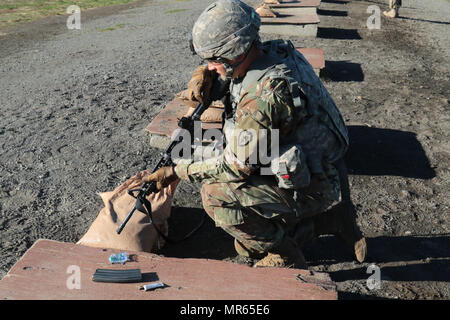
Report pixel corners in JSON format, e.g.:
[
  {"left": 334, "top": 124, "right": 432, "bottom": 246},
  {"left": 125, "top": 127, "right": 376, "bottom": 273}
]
[{"left": 0, "top": 0, "right": 449, "bottom": 300}]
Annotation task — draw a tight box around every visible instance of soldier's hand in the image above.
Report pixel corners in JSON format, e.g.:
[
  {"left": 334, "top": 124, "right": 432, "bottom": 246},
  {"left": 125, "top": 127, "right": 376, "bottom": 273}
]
[
  {"left": 143, "top": 166, "right": 178, "bottom": 191},
  {"left": 177, "top": 65, "right": 215, "bottom": 105}
]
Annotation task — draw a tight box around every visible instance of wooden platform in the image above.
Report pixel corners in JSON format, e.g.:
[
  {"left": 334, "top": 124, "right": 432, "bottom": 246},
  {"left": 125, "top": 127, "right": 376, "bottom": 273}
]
[
  {"left": 0, "top": 239, "right": 337, "bottom": 300},
  {"left": 266, "top": 0, "right": 322, "bottom": 8},
  {"left": 274, "top": 6, "right": 316, "bottom": 15},
  {"left": 266, "top": 0, "right": 321, "bottom": 16},
  {"left": 260, "top": 13, "right": 320, "bottom": 37},
  {"left": 261, "top": 13, "right": 320, "bottom": 25},
  {"left": 146, "top": 97, "right": 222, "bottom": 149},
  {"left": 297, "top": 47, "right": 325, "bottom": 70}
]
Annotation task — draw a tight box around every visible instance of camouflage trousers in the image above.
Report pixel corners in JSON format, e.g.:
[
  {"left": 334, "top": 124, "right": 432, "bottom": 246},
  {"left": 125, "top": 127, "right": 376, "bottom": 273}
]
[
  {"left": 389, "top": 0, "right": 402, "bottom": 9},
  {"left": 200, "top": 164, "right": 341, "bottom": 257}
]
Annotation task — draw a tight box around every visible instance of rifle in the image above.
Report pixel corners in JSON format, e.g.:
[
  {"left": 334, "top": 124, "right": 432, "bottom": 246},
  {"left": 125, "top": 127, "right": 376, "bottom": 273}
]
[{"left": 116, "top": 76, "right": 229, "bottom": 241}]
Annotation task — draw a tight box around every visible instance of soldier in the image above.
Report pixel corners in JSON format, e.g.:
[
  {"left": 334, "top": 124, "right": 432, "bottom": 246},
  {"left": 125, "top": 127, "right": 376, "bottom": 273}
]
[
  {"left": 144, "top": 0, "right": 366, "bottom": 268},
  {"left": 383, "top": 0, "right": 401, "bottom": 18}
]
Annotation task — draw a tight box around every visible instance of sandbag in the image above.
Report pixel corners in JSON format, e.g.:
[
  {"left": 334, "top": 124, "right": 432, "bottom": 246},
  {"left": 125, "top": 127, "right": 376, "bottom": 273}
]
[
  {"left": 255, "top": 3, "right": 278, "bottom": 17},
  {"left": 184, "top": 101, "right": 224, "bottom": 123},
  {"left": 77, "top": 170, "right": 180, "bottom": 252}
]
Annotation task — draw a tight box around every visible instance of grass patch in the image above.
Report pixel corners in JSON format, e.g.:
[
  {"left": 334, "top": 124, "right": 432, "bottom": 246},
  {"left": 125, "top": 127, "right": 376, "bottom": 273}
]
[
  {"left": 164, "top": 8, "right": 187, "bottom": 14},
  {"left": 0, "top": 0, "right": 135, "bottom": 29},
  {"left": 99, "top": 23, "right": 125, "bottom": 32},
  {"left": 159, "top": 0, "right": 191, "bottom": 3}
]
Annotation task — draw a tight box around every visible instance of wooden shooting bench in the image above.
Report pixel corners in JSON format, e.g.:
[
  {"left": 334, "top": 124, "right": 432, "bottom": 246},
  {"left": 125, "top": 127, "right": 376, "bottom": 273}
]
[
  {"left": 259, "top": 0, "right": 321, "bottom": 37},
  {"left": 266, "top": 0, "right": 322, "bottom": 14},
  {"left": 0, "top": 239, "right": 337, "bottom": 300},
  {"left": 146, "top": 47, "right": 325, "bottom": 149},
  {"left": 297, "top": 47, "right": 325, "bottom": 73},
  {"left": 146, "top": 97, "right": 223, "bottom": 149}
]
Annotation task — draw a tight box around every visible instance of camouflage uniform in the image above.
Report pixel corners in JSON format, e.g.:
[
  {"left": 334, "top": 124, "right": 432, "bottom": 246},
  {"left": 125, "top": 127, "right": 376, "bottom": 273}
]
[
  {"left": 170, "top": 0, "right": 352, "bottom": 258},
  {"left": 175, "top": 39, "right": 349, "bottom": 256}
]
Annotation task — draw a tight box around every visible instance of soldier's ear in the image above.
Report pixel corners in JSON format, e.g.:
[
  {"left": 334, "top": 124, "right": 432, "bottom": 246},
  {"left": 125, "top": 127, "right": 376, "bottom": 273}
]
[{"left": 234, "top": 52, "right": 247, "bottom": 64}]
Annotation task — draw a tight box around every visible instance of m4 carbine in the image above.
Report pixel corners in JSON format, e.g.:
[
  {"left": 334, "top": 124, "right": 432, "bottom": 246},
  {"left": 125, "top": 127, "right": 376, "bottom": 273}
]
[{"left": 116, "top": 76, "right": 229, "bottom": 241}]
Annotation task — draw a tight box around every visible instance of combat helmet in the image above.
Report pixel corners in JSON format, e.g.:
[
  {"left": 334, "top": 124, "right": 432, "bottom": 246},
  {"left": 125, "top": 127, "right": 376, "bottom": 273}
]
[{"left": 190, "top": 0, "right": 261, "bottom": 78}]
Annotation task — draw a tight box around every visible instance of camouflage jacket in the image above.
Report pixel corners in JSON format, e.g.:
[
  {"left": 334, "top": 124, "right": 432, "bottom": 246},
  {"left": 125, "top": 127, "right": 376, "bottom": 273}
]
[
  {"left": 175, "top": 73, "right": 297, "bottom": 183},
  {"left": 175, "top": 40, "right": 348, "bottom": 187}
]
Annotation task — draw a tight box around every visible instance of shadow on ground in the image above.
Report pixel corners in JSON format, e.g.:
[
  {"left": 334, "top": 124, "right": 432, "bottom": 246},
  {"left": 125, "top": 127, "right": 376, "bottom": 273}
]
[
  {"left": 317, "top": 9, "right": 348, "bottom": 17},
  {"left": 159, "top": 207, "right": 450, "bottom": 300},
  {"left": 304, "top": 233, "right": 450, "bottom": 299},
  {"left": 322, "top": 61, "right": 364, "bottom": 82},
  {"left": 157, "top": 207, "right": 236, "bottom": 260},
  {"left": 317, "top": 27, "right": 362, "bottom": 40},
  {"left": 305, "top": 234, "right": 450, "bottom": 276},
  {"left": 345, "top": 126, "right": 436, "bottom": 179},
  {"left": 398, "top": 16, "right": 450, "bottom": 25}
]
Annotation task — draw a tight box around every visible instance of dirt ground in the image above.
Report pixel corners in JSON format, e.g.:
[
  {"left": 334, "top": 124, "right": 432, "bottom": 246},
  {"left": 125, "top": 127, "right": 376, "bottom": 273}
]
[{"left": 0, "top": 0, "right": 449, "bottom": 300}]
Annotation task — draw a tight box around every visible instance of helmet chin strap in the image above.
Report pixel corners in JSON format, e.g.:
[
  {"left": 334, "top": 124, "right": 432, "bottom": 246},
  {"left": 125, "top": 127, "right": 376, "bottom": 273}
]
[
  {"left": 222, "top": 44, "right": 254, "bottom": 80},
  {"left": 223, "top": 63, "right": 235, "bottom": 80}
]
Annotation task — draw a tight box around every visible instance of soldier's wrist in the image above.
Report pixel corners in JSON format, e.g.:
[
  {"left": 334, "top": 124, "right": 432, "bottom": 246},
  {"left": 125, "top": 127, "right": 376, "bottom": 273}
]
[{"left": 174, "top": 163, "right": 190, "bottom": 180}]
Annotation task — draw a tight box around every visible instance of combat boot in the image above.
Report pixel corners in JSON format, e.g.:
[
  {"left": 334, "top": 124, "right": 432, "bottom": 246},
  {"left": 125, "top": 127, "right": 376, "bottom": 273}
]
[
  {"left": 313, "top": 202, "right": 367, "bottom": 263},
  {"left": 383, "top": 8, "right": 398, "bottom": 18},
  {"left": 234, "top": 239, "right": 265, "bottom": 259},
  {"left": 253, "top": 236, "right": 308, "bottom": 269}
]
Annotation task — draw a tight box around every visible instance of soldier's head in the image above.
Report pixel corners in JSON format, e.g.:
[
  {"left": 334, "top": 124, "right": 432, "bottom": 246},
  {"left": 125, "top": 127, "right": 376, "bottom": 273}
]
[{"left": 190, "top": 0, "right": 261, "bottom": 80}]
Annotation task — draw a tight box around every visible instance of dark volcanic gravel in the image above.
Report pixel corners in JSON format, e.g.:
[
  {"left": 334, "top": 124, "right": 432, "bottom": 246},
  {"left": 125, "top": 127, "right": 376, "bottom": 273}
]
[{"left": 0, "top": 0, "right": 449, "bottom": 299}]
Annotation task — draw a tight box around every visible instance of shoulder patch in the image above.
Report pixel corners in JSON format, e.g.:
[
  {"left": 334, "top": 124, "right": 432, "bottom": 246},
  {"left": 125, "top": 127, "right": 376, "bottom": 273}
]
[{"left": 238, "top": 130, "right": 254, "bottom": 146}]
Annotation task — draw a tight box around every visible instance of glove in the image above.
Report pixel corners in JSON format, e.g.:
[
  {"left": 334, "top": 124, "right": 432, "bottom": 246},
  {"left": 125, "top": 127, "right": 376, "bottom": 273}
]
[
  {"left": 142, "top": 166, "right": 178, "bottom": 191},
  {"left": 176, "top": 66, "right": 215, "bottom": 107}
]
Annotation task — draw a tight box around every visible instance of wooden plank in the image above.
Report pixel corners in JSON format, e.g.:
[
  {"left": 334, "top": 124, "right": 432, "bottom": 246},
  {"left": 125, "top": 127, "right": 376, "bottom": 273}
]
[
  {"left": 297, "top": 47, "right": 325, "bottom": 69},
  {"left": 274, "top": 7, "right": 317, "bottom": 16},
  {"left": 145, "top": 98, "right": 223, "bottom": 149},
  {"left": 261, "top": 13, "right": 320, "bottom": 25},
  {"left": 260, "top": 12, "right": 319, "bottom": 37},
  {"left": 266, "top": 0, "right": 321, "bottom": 8},
  {"left": 0, "top": 239, "right": 337, "bottom": 300},
  {"left": 145, "top": 97, "right": 221, "bottom": 139},
  {"left": 260, "top": 23, "right": 318, "bottom": 38}
]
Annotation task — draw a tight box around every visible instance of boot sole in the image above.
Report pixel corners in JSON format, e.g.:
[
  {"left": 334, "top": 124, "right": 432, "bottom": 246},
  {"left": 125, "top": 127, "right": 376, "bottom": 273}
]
[{"left": 354, "top": 237, "right": 367, "bottom": 263}]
